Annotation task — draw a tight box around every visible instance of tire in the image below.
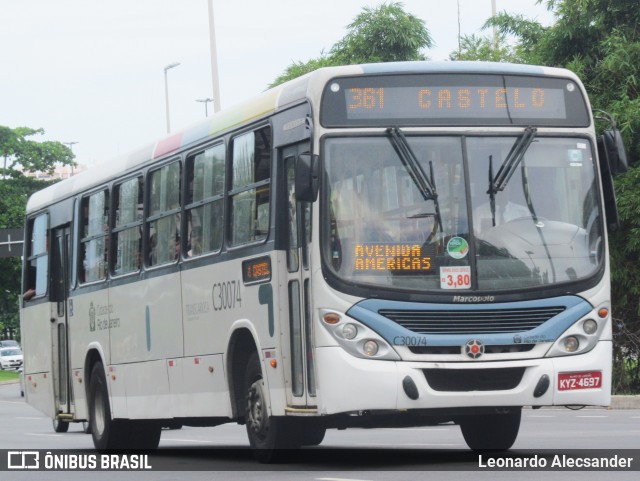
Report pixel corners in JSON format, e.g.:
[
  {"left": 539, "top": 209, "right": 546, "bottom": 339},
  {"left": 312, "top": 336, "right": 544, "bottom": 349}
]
[
  {"left": 125, "top": 421, "right": 162, "bottom": 450},
  {"left": 459, "top": 408, "right": 521, "bottom": 451},
  {"left": 244, "top": 351, "right": 300, "bottom": 462},
  {"left": 88, "top": 362, "right": 129, "bottom": 450},
  {"left": 82, "top": 421, "right": 91, "bottom": 434},
  {"left": 52, "top": 418, "right": 69, "bottom": 433},
  {"left": 300, "top": 426, "right": 326, "bottom": 446}
]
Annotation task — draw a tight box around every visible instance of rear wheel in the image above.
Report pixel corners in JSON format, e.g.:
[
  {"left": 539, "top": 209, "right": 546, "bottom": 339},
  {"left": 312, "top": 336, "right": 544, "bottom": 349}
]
[
  {"left": 89, "top": 362, "right": 162, "bottom": 450},
  {"left": 459, "top": 408, "right": 521, "bottom": 451},
  {"left": 244, "top": 351, "right": 301, "bottom": 462},
  {"left": 52, "top": 418, "right": 69, "bottom": 433},
  {"left": 89, "top": 362, "right": 129, "bottom": 450},
  {"left": 125, "top": 421, "right": 162, "bottom": 450}
]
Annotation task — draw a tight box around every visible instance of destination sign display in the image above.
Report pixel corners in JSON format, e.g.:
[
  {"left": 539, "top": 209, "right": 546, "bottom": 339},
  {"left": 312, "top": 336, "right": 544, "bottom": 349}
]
[
  {"left": 353, "top": 243, "right": 432, "bottom": 273},
  {"left": 321, "top": 73, "right": 590, "bottom": 127}
]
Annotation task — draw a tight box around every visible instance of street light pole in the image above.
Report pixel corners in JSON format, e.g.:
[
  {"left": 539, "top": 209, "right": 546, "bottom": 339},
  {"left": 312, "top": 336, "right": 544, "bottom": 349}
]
[
  {"left": 196, "top": 98, "right": 213, "bottom": 117},
  {"left": 491, "top": 0, "right": 498, "bottom": 51},
  {"left": 63, "top": 141, "right": 78, "bottom": 175},
  {"left": 164, "top": 62, "right": 181, "bottom": 134},
  {"left": 207, "top": 0, "right": 222, "bottom": 112}
]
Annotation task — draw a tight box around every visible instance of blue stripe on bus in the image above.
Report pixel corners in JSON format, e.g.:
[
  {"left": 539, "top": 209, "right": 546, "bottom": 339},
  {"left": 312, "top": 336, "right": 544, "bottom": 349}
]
[{"left": 346, "top": 295, "right": 592, "bottom": 346}]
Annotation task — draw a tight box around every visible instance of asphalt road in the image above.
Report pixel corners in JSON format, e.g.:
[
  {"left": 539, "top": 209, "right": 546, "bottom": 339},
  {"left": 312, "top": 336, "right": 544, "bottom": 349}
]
[{"left": 1, "top": 380, "right": 639, "bottom": 480}]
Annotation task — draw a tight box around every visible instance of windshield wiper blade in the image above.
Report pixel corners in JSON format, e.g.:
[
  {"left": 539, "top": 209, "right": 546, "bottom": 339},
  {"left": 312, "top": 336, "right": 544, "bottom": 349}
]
[
  {"left": 487, "top": 126, "right": 537, "bottom": 227},
  {"left": 387, "top": 127, "right": 443, "bottom": 232},
  {"left": 489, "top": 126, "right": 537, "bottom": 195}
]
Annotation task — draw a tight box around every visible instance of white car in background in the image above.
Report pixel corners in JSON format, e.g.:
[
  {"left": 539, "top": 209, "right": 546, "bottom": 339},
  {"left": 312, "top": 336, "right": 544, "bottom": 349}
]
[{"left": 0, "top": 347, "right": 23, "bottom": 370}]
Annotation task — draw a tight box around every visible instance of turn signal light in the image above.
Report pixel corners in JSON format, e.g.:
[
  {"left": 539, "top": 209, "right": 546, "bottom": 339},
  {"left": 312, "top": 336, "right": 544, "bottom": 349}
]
[{"left": 323, "top": 312, "right": 341, "bottom": 325}]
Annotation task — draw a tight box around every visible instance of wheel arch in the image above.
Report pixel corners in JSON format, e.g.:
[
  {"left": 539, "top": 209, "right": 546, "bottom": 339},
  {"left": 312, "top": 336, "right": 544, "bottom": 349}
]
[{"left": 225, "top": 322, "right": 262, "bottom": 421}]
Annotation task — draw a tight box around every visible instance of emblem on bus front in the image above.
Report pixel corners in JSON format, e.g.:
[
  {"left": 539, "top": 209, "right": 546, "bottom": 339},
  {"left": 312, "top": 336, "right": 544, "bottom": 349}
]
[{"left": 465, "top": 339, "right": 484, "bottom": 359}]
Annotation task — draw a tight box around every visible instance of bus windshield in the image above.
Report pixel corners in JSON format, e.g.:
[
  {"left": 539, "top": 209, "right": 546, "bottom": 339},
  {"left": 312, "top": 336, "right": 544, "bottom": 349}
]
[{"left": 322, "top": 134, "right": 603, "bottom": 292}]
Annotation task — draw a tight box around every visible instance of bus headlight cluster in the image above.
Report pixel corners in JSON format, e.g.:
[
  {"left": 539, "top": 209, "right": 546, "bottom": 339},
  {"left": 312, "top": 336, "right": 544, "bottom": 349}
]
[
  {"left": 320, "top": 309, "right": 400, "bottom": 360},
  {"left": 545, "top": 305, "right": 608, "bottom": 358}
]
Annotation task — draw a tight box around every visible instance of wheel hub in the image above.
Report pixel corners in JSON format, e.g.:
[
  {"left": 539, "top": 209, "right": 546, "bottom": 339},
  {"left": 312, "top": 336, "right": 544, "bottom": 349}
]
[{"left": 247, "top": 380, "right": 269, "bottom": 438}]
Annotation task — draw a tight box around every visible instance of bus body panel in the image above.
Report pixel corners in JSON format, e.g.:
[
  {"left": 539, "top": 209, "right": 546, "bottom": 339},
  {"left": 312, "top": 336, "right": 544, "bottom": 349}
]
[{"left": 168, "top": 354, "right": 231, "bottom": 418}]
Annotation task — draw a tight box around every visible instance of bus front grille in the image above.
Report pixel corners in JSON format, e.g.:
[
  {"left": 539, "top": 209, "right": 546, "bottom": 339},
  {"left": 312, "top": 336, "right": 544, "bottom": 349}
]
[
  {"left": 423, "top": 367, "right": 526, "bottom": 392},
  {"left": 379, "top": 306, "right": 565, "bottom": 334}
]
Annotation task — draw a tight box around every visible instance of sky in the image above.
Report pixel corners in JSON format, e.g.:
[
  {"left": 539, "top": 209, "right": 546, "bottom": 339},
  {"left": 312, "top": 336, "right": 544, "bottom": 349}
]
[{"left": 0, "top": 0, "right": 555, "bottom": 168}]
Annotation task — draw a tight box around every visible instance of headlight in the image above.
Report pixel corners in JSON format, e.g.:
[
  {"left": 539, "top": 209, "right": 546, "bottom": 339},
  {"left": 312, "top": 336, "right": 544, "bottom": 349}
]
[
  {"left": 583, "top": 319, "right": 598, "bottom": 335},
  {"left": 562, "top": 336, "right": 579, "bottom": 352},
  {"left": 363, "top": 340, "right": 379, "bottom": 356},
  {"left": 342, "top": 323, "right": 358, "bottom": 340},
  {"left": 319, "top": 309, "right": 400, "bottom": 360}
]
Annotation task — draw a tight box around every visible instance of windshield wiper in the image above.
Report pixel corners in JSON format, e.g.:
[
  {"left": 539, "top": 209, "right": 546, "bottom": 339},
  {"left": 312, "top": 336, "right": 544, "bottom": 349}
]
[
  {"left": 487, "top": 126, "right": 537, "bottom": 226},
  {"left": 387, "top": 127, "right": 443, "bottom": 232}
]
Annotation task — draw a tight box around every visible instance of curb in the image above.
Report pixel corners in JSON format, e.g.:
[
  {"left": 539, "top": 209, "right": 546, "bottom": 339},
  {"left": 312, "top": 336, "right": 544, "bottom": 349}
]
[{"left": 609, "top": 395, "right": 640, "bottom": 410}]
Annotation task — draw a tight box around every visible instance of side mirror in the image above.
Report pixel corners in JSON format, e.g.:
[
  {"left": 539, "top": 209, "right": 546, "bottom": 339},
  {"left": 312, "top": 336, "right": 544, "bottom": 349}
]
[
  {"left": 602, "top": 129, "right": 628, "bottom": 175},
  {"left": 295, "top": 153, "right": 319, "bottom": 202}
]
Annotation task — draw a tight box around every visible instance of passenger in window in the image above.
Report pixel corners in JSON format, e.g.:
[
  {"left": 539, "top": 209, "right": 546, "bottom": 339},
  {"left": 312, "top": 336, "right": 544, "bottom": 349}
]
[
  {"left": 23, "top": 288, "right": 36, "bottom": 301},
  {"left": 188, "top": 226, "right": 203, "bottom": 257},
  {"left": 148, "top": 233, "right": 157, "bottom": 265},
  {"left": 174, "top": 233, "right": 181, "bottom": 260}
]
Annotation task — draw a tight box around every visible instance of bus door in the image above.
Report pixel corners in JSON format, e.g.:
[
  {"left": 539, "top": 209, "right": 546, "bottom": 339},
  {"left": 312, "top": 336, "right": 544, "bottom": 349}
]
[
  {"left": 50, "top": 225, "right": 72, "bottom": 419},
  {"left": 282, "top": 143, "right": 316, "bottom": 408}
]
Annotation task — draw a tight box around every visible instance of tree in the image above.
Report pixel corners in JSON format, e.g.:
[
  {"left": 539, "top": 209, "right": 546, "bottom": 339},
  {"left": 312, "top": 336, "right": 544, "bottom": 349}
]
[
  {"left": 449, "top": 33, "right": 523, "bottom": 62},
  {"left": 270, "top": 2, "right": 432, "bottom": 87},
  {"left": 0, "top": 125, "right": 72, "bottom": 341},
  {"left": 1, "top": 126, "right": 75, "bottom": 178},
  {"left": 485, "top": 0, "right": 640, "bottom": 393}
]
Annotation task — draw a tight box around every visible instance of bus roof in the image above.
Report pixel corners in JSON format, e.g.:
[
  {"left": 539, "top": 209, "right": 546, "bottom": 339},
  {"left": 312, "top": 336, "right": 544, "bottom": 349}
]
[{"left": 26, "top": 61, "right": 580, "bottom": 214}]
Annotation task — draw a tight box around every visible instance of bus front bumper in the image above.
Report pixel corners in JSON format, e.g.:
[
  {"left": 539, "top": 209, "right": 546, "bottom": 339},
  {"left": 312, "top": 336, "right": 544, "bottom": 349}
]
[{"left": 314, "top": 341, "right": 612, "bottom": 415}]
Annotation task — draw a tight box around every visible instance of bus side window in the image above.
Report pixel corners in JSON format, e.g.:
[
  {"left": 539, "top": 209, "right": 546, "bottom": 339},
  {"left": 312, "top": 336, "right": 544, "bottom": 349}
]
[
  {"left": 80, "top": 190, "right": 109, "bottom": 283},
  {"left": 24, "top": 213, "right": 49, "bottom": 301},
  {"left": 112, "top": 177, "right": 143, "bottom": 275},
  {"left": 229, "top": 126, "right": 271, "bottom": 246},
  {"left": 147, "top": 161, "right": 181, "bottom": 266},
  {"left": 186, "top": 143, "right": 225, "bottom": 257}
]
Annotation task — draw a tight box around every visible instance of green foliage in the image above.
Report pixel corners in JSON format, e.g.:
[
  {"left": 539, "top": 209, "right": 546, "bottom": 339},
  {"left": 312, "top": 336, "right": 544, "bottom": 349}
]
[
  {"left": 271, "top": 2, "right": 432, "bottom": 87},
  {"left": 1, "top": 125, "right": 75, "bottom": 177},
  {"left": 483, "top": 12, "right": 549, "bottom": 64},
  {"left": 449, "top": 33, "right": 523, "bottom": 63},
  {"left": 269, "top": 55, "right": 337, "bottom": 89},
  {"left": 0, "top": 370, "right": 20, "bottom": 382},
  {"left": 1, "top": 125, "right": 68, "bottom": 342},
  {"left": 330, "top": 2, "right": 432, "bottom": 64}
]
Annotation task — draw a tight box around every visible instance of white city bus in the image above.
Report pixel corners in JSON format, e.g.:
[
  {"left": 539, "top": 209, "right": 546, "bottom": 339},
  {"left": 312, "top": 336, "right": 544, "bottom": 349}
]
[{"left": 21, "top": 62, "right": 627, "bottom": 460}]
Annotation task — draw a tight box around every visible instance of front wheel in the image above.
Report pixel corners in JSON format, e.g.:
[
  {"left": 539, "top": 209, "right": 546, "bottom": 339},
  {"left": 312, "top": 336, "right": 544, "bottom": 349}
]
[
  {"left": 459, "top": 408, "right": 521, "bottom": 451},
  {"left": 244, "top": 352, "right": 300, "bottom": 462}
]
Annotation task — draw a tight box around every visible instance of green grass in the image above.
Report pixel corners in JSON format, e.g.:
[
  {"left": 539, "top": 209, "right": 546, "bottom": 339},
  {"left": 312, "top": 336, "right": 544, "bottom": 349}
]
[{"left": 0, "top": 370, "right": 20, "bottom": 382}]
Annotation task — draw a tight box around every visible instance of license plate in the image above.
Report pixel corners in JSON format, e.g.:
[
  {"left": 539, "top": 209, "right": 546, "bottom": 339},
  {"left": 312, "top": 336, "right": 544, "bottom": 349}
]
[{"left": 558, "top": 371, "right": 602, "bottom": 391}]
